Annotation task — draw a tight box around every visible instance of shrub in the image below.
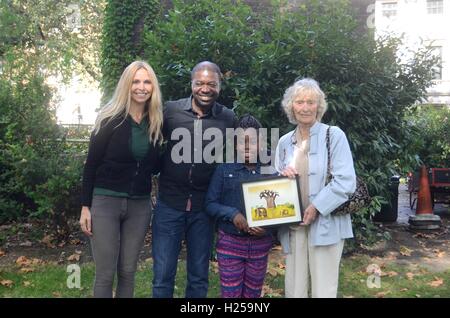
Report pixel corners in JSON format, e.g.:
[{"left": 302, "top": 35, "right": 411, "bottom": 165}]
[
  {"left": 0, "top": 76, "right": 86, "bottom": 228},
  {"left": 401, "top": 105, "right": 450, "bottom": 171}
]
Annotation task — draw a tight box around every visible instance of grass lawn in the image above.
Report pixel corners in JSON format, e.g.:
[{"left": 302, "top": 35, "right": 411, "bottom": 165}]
[
  {"left": 338, "top": 254, "right": 450, "bottom": 298},
  {"left": 1, "top": 253, "right": 449, "bottom": 298}
]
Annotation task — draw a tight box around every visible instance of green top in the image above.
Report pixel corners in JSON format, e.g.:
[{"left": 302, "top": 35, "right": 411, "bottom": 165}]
[
  {"left": 93, "top": 115, "right": 151, "bottom": 199},
  {"left": 130, "top": 115, "right": 151, "bottom": 162}
]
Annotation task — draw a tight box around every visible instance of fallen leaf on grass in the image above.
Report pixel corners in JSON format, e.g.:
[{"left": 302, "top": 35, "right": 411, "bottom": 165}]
[
  {"left": 381, "top": 271, "right": 398, "bottom": 277},
  {"left": 20, "top": 267, "right": 35, "bottom": 273},
  {"left": 41, "top": 234, "right": 56, "bottom": 248},
  {"left": 31, "top": 258, "right": 44, "bottom": 265},
  {"left": 366, "top": 264, "right": 382, "bottom": 275},
  {"left": 413, "top": 233, "right": 434, "bottom": 239},
  {"left": 0, "top": 280, "right": 14, "bottom": 287},
  {"left": 23, "top": 281, "right": 32, "bottom": 287},
  {"left": 399, "top": 246, "right": 412, "bottom": 256},
  {"left": 406, "top": 272, "right": 415, "bottom": 280},
  {"left": 67, "top": 254, "right": 80, "bottom": 262},
  {"left": 0, "top": 249, "right": 5, "bottom": 257},
  {"left": 433, "top": 249, "right": 445, "bottom": 258},
  {"left": 210, "top": 261, "right": 219, "bottom": 274},
  {"left": 428, "top": 277, "right": 444, "bottom": 288},
  {"left": 400, "top": 288, "right": 408, "bottom": 292},
  {"left": 267, "top": 268, "right": 278, "bottom": 277},
  {"left": 16, "top": 256, "right": 32, "bottom": 267},
  {"left": 260, "top": 286, "right": 270, "bottom": 297},
  {"left": 52, "top": 292, "right": 62, "bottom": 298},
  {"left": 267, "top": 289, "right": 283, "bottom": 297},
  {"left": 69, "top": 239, "right": 82, "bottom": 245},
  {"left": 343, "top": 295, "right": 355, "bottom": 298},
  {"left": 260, "top": 285, "right": 282, "bottom": 297},
  {"left": 376, "top": 291, "right": 390, "bottom": 298}
]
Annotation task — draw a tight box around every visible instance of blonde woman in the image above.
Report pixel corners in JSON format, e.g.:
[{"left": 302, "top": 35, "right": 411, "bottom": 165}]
[{"left": 79, "top": 61, "right": 163, "bottom": 298}]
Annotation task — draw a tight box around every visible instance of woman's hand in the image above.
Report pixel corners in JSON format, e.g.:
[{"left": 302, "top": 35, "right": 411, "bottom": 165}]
[
  {"left": 280, "top": 166, "right": 298, "bottom": 179},
  {"left": 248, "top": 227, "right": 266, "bottom": 237},
  {"left": 80, "top": 206, "right": 93, "bottom": 236},
  {"left": 301, "top": 204, "right": 319, "bottom": 226},
  {"left": 233, "top": 213, "right": 249, "bottom": 233}
]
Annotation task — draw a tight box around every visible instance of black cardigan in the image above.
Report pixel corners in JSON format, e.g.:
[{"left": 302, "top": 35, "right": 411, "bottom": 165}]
[{"left": 81, "top": 115, "right": 160, "bottom": 207}]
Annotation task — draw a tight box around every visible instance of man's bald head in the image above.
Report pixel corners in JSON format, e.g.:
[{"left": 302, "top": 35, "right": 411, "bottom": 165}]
[
  {"left": 191, "top": 61, "right": 222, "bottom": 81},
  {"left": 190, "top": 61, "right": 222, "bottom": 110}
]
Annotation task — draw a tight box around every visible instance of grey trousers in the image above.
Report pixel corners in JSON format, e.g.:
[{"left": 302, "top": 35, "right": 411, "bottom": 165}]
[{"left": 89, "top": 195, "right": 152, "bottom": 298}]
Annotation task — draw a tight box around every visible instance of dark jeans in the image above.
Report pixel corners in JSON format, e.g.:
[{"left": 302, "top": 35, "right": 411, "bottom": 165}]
[{"left": 151, "top": 199, "right": 214, "bottom": 298}]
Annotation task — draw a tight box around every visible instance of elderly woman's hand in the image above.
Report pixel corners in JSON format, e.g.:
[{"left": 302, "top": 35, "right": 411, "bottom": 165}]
[
  {"left": 301, "top": 204, "right": 319, "bottom": 226},
  {"left": 280, "top": 166, "right": 298, "bottom": 179}
]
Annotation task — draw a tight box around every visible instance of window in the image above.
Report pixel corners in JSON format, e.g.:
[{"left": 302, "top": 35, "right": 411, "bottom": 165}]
[
  {"left": 427, "top": 0, "right": 443, "bottom": 14},
  {"left": 431, "top": 46, "right": 443, "bottom": 80},
  {"left": 382, "top": 2, "right": 397, "bottom": 18}
]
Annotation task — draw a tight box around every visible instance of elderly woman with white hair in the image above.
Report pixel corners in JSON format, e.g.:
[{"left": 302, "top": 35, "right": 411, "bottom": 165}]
[{"left": 275, "top": 78, "right": 356, "bottom": 298}]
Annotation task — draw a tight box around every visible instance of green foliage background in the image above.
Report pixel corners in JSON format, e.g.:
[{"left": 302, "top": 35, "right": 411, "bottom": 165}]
[
  {"left": 100, "top": 0, "right": 160, "bottom": 101},
  {"left": 0, "top": 75, "right": 86, "bottom": 226},
  {"left": 142, "top": 0, "right": 438, "bottom": 245}
]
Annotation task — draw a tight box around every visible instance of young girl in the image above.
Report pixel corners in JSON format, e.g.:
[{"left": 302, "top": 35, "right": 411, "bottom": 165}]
[
  {"left": 79, "top": 61, "right": 163, "bottom": 298},
  {"left": 205, "top": 114, "right": 274, "bottom": 298}
]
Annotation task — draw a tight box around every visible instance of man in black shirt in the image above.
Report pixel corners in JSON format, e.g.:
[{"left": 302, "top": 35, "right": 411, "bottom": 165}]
[{"left": 152, "top": 61, "right": 236, "bottom": 298}]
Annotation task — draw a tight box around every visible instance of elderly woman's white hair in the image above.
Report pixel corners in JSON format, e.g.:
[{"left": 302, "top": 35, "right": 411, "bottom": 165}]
[{"left": 281, "top": 78, "right": 328, "bottom": 125}]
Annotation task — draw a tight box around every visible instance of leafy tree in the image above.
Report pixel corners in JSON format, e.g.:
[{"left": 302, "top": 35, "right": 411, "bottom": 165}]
[
  {"left": 0, "top": 0, "right": 98, "bottom": 229},
  {"left": 0, "top": 0, "right": 105, "bottom": 82},
  {"left": 100, "top": 0, "right": 160, "bottom": 101},
  {"left": 402, "top": 105, "right": 450, "bottom": 170},
  {"left": 144, "top": 0, "right": 261, "bottom": 109}
]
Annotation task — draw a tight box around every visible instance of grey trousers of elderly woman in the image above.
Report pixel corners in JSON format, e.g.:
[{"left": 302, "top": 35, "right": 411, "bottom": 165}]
[{"left": 89, "top": 195, "right": 152, "bottom": 298}]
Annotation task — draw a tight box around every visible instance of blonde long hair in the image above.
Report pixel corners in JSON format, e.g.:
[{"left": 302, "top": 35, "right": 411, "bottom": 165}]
[{"left": 93, "top": 61, "right": 163, "bottom": 145}]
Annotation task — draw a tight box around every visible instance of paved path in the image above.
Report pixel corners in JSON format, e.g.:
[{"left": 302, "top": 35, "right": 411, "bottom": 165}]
[{"left": 394, "top": 183, "right": 449, "bottom": 226}]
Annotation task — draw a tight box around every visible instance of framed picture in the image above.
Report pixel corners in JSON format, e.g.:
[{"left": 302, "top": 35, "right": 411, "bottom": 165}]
[{"left": 241, "top": 175, "right": 303, "bottom": 227}]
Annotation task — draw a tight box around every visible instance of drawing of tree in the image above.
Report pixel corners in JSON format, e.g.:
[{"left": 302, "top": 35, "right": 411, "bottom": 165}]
[{"left": 259, "top": 190, "right": 279, "bottom": 208}]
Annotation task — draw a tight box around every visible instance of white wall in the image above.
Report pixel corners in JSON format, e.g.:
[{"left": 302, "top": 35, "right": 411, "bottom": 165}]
[{"left": 375, "top": 0, "right": 450, "bottom": 105}]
